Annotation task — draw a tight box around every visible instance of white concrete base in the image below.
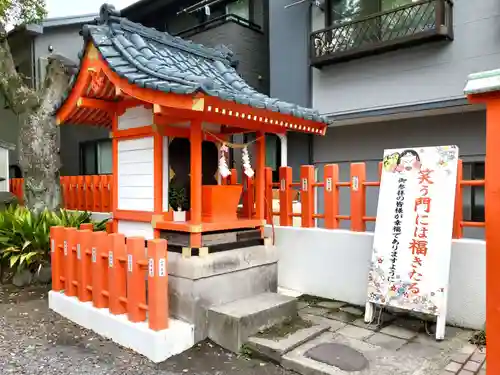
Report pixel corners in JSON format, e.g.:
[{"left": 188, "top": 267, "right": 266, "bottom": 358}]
[
  {"left": 278, "top": 286, "right": 303, "bottom": 298},
  {"left": 49, "top": 291, "right": 194, "bottom": 363}
]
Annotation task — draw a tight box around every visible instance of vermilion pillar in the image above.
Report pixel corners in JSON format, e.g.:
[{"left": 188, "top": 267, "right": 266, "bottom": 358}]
[
  {"left": 190, "top": 119, "right": 202, "bottom": 248},
  {"left": 483, "top": 97, "right": 500, "bottom": 375},
  {"left": 466, "top": 68, "right": 500, "bottom": 375},
  {"left": 255, "top": 131, "right": 266, "bottom": 221}
]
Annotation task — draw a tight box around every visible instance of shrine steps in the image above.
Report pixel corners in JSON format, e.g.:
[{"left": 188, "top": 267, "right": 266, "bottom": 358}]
[{"left": 207, "top": 292, "right": 298, "bottom": 353}]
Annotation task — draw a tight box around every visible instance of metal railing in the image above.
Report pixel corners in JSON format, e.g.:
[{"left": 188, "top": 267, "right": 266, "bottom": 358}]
[{"left": 310, "top": 0, "right": 453, "bottom": 66}]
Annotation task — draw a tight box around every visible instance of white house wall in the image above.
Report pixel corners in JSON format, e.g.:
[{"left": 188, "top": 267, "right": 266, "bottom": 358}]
[
  {"left": 117, "top": 137, "right": 154, "bottom": 212},
  {"left": 117, "top": 106, "right": 153, "bottom": 130}
]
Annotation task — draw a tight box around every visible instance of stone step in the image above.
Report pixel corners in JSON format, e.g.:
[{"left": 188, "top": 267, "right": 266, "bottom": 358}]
[
  {"left": 246, "top": 318, "right": 329, "bottom": 362},
  {"left": 207, "top": 292, "right": 297, "bottom": 353}
]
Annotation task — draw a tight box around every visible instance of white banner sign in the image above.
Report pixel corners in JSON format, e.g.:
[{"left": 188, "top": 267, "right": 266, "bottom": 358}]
[{"left": 367, "top": 146, "right": 459, "bottom": 317}]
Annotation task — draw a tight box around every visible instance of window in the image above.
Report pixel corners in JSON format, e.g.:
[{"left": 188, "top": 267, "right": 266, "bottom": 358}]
[
  {"left": 463, "top": 162, "right": 484, "bottom": 223},
  {"left": 226, "top": 0, "right": 250, "bottom": 20},
  {"left": 80, "top": 139, "right": 112, "bottom": 175},
  {"left": 327, "top": 0, "right": 417, "bottom": 23}
]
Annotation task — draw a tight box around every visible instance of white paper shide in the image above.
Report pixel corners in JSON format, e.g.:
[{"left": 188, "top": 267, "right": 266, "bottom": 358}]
[{"left": 367, "top": 146, "right": 459, "bottom": 316}]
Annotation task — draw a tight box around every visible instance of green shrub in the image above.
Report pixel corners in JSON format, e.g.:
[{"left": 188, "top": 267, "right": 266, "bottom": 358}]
[{"left": 0, "top": 206, "right": 108, "bottom": 274}]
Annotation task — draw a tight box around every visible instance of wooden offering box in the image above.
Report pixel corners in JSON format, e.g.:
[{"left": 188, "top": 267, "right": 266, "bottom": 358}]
[{"left": 202, "top": 185, "right": 243, "bottom": 222}]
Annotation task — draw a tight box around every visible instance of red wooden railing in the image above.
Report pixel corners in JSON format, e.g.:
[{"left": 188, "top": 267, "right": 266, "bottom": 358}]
[
  {"left": 10, "top": 175, "right": 113, "bottom": 213},
  {"left": 12, "top": 160, "right": 484, "bottom": 240},
  {"left": 50, "top": 224, "right": 168, "bottom": 330},
  {"left": 260, "top": 160, "right": 484, "bottom": 239}
]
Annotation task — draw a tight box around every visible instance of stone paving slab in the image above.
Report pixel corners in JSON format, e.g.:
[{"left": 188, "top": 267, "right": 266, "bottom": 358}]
[
  {"left": 282, "top": 331, "right": 454, "bottom": 375},
  {"left": 301, "top": 306, "right": 330, "bottom": 317},
  {"left": 247, "top": 323, "right": 329, "bottom": 362},
  {"left": 301, "top": 313, "right": 347, "bottom": 332},
  {"left": 365, "top": 332, "right": 407, "bottom": 351},
  {"left": 380, "top": 324, "right": 418, "bottom": 340},
  {"left": 442, "top": 346, "right": 486, "bottom": 375},
  {"left": 336, "top": 325, "right": 374, "bottom": 340}
]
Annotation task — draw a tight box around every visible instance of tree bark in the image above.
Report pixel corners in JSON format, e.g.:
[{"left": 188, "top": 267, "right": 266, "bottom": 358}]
[{"left": 0, "top": 25, "right": 72, "bottom": 213}]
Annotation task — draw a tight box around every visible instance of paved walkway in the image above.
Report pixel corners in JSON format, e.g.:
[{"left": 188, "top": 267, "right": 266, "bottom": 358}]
[
  {"left": 251, "top": 299, "right": 485, "bottom": 375},
  {"left": 0, "top": 284, "right": 294, "bottom": 375},
  {"left": 0, "top": 283, "right": 485, "bottom": 375}
]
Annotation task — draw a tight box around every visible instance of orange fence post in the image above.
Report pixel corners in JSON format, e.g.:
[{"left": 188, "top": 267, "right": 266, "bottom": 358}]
[
  {"left": 60, "top": 177, "right": 68, "bottom": 209},
  {"left": 84, "top": 176, "right": 92, "bottom": 211},
  {"left": 92, "top": 175, "right": 101, "bottom": 212},
  {"left": 50, "top": 226, "right": 65, "bottom": 291},
  {"left": 91, "top": 231, "right": 109, "bottom": 308},
  {"left": 76, "top": 176, "right": 85, "bottom": 211},
  {"left": 77, "top": 230, "right": 92, "bottom": 302},
  {"left": 324, "top": 164, "right": 340, "bottom": 229},
  {"left": 106, "top": 175, "right": 113, "bottom": 212},
  {"left": 242, "top": 174, "right": 254, "bottom": 218},
  {"left": 300, "top": 165, "right": 316, "bottom": 228},
  {"left": 69, "top": 176, "right": 77, "bottom": 210},
  {"left": 126, "top": 237, "right": 147, "bottom": 323},
  {"left": 453, "top": 159, "right": 464, "bottom": 239},
  {"left": 350, "top": 163, "right": 366, "bottom": 232},
  {"left": 264, "top": 167, "right": 273, "bottom": 224},
  {"left": 80, "top": 223, "right": 94, "bottom": 231},
  {"left": 105, "top": 220, "right": 113, "bottom": 234},
  {"left": 279, "top": 166, "right": 292, "bottom": 226},
  {"left": 147, "top": 238, "right": 168, "bottom": 331},
  {"left": 229, "top": 169, "right": 237, "bottom": 185},
  {"left": 108, "top": 233, "right": 127, "bottom": 315},
  {"left": 64, "top": 227, "right": 78, "bottom": 297}
]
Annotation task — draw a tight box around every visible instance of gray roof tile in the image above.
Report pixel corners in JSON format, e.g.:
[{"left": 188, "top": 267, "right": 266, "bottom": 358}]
[{"left": 58, "top": 4, "right": 330, "bottom": 126}]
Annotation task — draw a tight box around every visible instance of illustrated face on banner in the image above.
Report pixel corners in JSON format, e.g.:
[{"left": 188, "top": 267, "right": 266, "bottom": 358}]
[{"left": 397, "top": 150, "right": 421, "bottom": 172}]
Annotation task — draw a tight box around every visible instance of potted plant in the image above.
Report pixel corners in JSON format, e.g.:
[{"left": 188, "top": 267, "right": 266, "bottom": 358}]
[{"left": 169, "top": 186, "right": 187, "bottom": 222}]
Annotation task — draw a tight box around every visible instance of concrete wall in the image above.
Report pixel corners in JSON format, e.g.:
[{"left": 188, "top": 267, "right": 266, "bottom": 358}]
[
  {"left": 311, "top": 0, "right": 500, "bottom": 116},
  {"left": 269, "top": 225, "right": 485, "bottom": 330}
]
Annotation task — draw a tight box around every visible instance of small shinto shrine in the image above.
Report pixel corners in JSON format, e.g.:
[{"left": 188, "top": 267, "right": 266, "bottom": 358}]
[{"left": 56, "top": 4, "right": 329, "bottom": 254}]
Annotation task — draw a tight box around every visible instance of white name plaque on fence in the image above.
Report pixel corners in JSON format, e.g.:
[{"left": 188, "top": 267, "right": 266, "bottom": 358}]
[{"left": 365, "top": 146, "right": 459, "bottom": 340}]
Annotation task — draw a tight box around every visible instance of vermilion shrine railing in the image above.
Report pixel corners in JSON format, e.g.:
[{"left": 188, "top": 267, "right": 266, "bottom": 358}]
[
  {"left": 238, "top": 160, "right": 482, "bottom": 240},
  {"left": 9, "top": 160, "right": 483, "bottom": 240},
  {"left": 9, "top": 175, "right": 112, "bottom": 213},
  {"left": 50, "top": 224, "right": 168, "bottom": 330}
]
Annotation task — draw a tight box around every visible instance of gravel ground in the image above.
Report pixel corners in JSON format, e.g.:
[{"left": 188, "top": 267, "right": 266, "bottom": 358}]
[{"left": 0, "top": 284, "right": 293, "bottom": 375}]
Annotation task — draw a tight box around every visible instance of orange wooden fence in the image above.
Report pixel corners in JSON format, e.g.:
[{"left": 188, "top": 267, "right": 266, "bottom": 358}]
[
  {"left": 261, "top": 160, "right": 484, "bottom": 239},
  {"left": 10, "top": 175, "right": 113, "bottom": 213},
  {"left": 50, "top": 224, "right": 168, "bottom": 330}
]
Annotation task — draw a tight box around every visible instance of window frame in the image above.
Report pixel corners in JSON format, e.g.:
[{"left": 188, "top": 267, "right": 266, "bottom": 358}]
[
  {"left": 324, "top": 0, "right": 415, "bottom": 26},
  {"left": 79, "top": 138, "right": 112, "bottom": 176}
]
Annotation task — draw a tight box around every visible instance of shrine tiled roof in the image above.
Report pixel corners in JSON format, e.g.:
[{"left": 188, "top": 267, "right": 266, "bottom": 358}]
[{"left": 75, "top": 4, "right": 330, "bottom": 125}]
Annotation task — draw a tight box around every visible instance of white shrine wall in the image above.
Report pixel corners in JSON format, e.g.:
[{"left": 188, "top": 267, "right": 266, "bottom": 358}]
[
  {"left": 117, "top": 105, "right": 153, "bottom": 130},
  {"left": 267, "top": 225, "right": 485, "bottom": 330},
  {"left": 115, "top": 106, "right": 156, "bottom": 239}
]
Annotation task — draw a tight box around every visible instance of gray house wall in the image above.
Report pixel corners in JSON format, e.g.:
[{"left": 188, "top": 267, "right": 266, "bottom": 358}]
[
  {"left": 311, "top": 0, "right": 500, "bottom": 116},
  {"left": 268, "top": 0, "right": 312, "bottom": 175},
  {"left": 0, "top": 32, "right": 36, "bottom": 165},
  {"left": 314, "top": 111, "right": 486, "bottom": 239},
  {"left": 33, "top": 25, "right": 109, "bottom": 176},
  {"left": 187, "top": 22, "right": 268, "bottom": 94}
]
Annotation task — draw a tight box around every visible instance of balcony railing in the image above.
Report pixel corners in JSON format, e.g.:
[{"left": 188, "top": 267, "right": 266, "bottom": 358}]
[{"left": 310, "top": 0, "right": 454, "bottom": 67}]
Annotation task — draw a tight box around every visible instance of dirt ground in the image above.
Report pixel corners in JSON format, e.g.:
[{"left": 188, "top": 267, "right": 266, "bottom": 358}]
[{"left": 0, "top": 283, "right": 292, "bottom": 375}]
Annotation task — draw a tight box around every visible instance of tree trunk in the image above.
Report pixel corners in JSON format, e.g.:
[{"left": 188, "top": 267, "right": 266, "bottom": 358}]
[
  {"left": 18, "top": 111, "right": 61, "bottom": 213},
  {"left": 0, "top": 25, "right": 73, "bottom": 213}
]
